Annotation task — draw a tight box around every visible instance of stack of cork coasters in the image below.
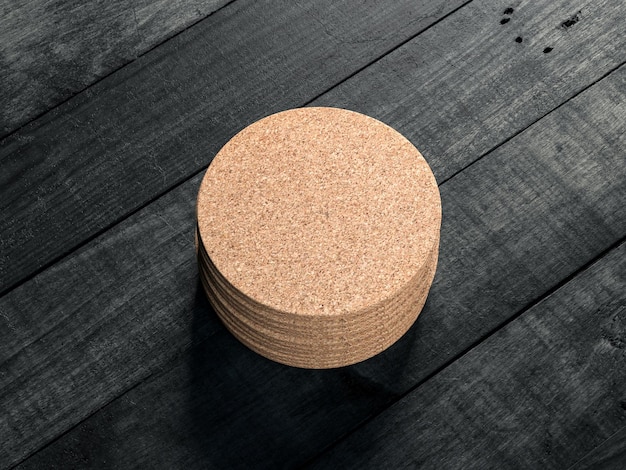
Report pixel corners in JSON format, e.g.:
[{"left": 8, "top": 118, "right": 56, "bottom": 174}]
[{"left": 196, "top": 107, "right": 441, "bottom": 369}]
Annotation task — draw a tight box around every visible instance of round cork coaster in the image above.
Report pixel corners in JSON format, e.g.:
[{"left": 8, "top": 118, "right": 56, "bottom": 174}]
[{"left": 197, "top": 107, "right": 441, "bottom": 368}]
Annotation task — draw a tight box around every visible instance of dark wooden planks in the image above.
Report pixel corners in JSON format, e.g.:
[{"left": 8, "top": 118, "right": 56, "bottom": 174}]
[
  {"left": 313, "top": 0, "right": 626, "bottom": 182},
  {"left": 2, "top": 0, "right": 625, "bottom": 296},
  {"left": 7, "top": 63, "right": 626, "bottom": 468},
  {"left": 0, "top": 0, "right": 232, "bottom": 137},
  {"left": 0, "top": 184, "right": 206, "bottom": 467},
  {"left": 309, "top": 242, "right": 626, "bottom": 469},
  {"left": 0, "top": 0, "right": 468, "bottom": 294}
]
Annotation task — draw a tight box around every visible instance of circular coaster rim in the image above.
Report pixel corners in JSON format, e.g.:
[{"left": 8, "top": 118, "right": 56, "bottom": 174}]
[{"left": 196, "top": 106, "right": 441, "bottom": 318}]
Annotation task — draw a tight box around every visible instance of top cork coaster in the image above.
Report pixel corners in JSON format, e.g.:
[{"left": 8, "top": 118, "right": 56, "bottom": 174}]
[{"left": 197, "top": 107, "right": 441, "bottom": 368}]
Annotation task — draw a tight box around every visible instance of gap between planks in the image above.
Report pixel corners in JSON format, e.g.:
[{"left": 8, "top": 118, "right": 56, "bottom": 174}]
[{"left": 0, "top": 0, "right": 238, "bottom": 140}]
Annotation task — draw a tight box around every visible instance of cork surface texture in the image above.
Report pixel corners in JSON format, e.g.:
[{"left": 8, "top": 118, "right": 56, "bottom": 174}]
[{"left": 196, "top": 107, "right": 441, "bottom": 368}]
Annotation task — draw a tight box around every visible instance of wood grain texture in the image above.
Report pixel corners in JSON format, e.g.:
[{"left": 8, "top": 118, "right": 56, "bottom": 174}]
[
  {"left": 569, "top": 426, "right": 626, "bottom": 469},
  {"left": 6, "top": 64, "right": 626, "bottom": 469},
  {"left": 0, "top": 0, "right": 232, "bottom": 137},
  {"left": 0, "top": 0, "right": 468, "bottom": 295},
  {"left": 309, "top": 243, "right": 626, "bottom": 469},
  {"left": 313, "top": 0, "right": 626, "bottom": 182},
  {"left": 2, "top": 0, "right": 625, "bottom": 296}
]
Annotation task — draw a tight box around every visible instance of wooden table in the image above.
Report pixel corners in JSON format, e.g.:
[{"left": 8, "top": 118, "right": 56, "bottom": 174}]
[{"left": 1, "top": 1, "right": 625, "bottom": 468}]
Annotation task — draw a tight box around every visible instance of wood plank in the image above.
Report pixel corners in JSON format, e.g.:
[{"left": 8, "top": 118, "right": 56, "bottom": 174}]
[
  {"left": 2, "top": 0, "right": 624, "bottom": 295},
  {"left": 5, "top": 62, "right": 626, "bottom": 468},
  {"left": 0, "top": 0, "right": 232, "bottom": 137},
  {"left": 308, "top": 242, "right": 626, "bottom": 469}
]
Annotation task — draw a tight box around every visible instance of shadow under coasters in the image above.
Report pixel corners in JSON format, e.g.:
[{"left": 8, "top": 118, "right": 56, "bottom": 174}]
[{"left": 196, "top": 107, "right": 441, "bottom": 369}]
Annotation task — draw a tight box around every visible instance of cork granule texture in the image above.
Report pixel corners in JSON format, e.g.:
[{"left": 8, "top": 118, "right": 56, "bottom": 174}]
[{"left": 197, "top": 107, "right": 441, "bottom": 368}]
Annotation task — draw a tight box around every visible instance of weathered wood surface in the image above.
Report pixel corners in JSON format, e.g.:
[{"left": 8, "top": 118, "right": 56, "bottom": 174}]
[
  {"left": 0, "top": 0, "right": 468, "bottom": 295},
  {"left": 569, "top": 426, "right": 626, "bottom": 469},
  {"left": 6, "top": 63, "right": 625, "bottom": 468},
  {"left": 2, "top": 0, "right": 624, "bottom": 296},
  {"left": 313, "top": 0, "right": 626, "bottom": 182},
  {"left": 0, "top": 0, "right": 232, "bottom": 138},
  {"left": 309, "top": 243, "right": 626, "bottom": 470}
]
